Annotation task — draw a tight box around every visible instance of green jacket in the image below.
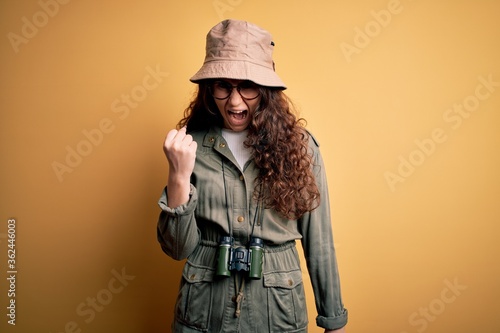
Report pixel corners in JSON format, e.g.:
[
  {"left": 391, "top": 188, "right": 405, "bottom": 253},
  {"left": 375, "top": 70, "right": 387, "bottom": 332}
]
[{"left": 158, "top": 126, "right": 348, "bottom": 332}]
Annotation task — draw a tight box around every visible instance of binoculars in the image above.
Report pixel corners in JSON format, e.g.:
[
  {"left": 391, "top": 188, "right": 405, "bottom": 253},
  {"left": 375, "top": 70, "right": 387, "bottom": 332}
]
[{"left": 216, "top": 236, "right": 263, "bottom": 279}]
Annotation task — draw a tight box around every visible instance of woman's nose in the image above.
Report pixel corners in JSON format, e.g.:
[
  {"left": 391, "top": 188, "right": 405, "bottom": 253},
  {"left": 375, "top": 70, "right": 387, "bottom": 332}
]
[{"left": 227, "top": 87, "right": 244, "bottom": 105}]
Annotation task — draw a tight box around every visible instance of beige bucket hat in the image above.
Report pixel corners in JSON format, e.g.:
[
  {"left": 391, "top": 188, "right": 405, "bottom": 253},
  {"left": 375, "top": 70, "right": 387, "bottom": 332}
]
[{"left": 190, "top": 19, "right": 286, "bottom": 89}]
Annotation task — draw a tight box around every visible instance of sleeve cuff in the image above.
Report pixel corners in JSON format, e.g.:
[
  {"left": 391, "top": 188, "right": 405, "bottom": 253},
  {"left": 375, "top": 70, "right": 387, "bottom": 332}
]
[
  {"left": 316, "top": 309, "right": 348, "bottom": 330},
  {"left": 158, "top": 184, "right": 197, "bottom": 216}
]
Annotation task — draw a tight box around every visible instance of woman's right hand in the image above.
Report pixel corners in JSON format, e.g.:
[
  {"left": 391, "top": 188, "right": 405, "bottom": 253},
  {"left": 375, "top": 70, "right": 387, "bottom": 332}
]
[
  {"left": 163, "top": 127, "right": 197, "bottom": 178},
  {"left": 163, "top": 127, "right": 197, "bottom": 208}
]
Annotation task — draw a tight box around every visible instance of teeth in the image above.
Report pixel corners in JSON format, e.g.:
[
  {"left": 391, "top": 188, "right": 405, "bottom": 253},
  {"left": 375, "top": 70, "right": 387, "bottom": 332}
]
[{"left": 228, "top": 110, "right": 247, "bottom": 120}]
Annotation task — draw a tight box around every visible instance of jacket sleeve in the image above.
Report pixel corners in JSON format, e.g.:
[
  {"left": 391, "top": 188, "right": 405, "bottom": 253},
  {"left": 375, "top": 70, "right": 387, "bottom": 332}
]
[
  {"left": 298, "top": 137, "right": 348, "bottom": 330},
  {"left": 157, "top": 184, "right": 200, "bottom": 260}
]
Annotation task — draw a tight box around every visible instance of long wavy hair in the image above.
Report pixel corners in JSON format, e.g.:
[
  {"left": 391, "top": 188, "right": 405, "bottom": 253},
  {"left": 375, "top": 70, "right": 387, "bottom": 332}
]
[{"left": 178, "top": 80, "right": 320, "bottom": 220}]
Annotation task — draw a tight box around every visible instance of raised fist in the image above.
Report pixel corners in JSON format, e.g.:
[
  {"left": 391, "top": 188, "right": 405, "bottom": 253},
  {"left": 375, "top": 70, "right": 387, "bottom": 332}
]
[{"left": 163, "top": 126, "right": 197, "bottom": 181}]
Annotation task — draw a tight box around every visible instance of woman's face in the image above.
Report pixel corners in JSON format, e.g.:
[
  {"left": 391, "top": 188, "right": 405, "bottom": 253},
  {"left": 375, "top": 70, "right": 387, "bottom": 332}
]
[{"left": 212, "top": 79, "right": 261, "bottom": 132}]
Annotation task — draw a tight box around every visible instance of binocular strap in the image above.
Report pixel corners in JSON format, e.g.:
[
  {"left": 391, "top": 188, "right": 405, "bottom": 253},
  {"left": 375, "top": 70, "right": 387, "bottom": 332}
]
[{"left": 222, "top": 159, "right": 264, "bottom": 243}]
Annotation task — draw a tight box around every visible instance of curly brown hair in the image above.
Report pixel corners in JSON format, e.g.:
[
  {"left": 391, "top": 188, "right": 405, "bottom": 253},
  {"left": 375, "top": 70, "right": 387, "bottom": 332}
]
[{"left": 178, "top": 81, "right": 320, "bottom": 220}]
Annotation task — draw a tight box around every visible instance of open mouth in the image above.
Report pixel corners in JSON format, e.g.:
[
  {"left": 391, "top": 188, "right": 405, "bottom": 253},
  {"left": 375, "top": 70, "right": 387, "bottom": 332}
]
[{"left": 228, "top": 110, "right": 248, "bottom": 120}]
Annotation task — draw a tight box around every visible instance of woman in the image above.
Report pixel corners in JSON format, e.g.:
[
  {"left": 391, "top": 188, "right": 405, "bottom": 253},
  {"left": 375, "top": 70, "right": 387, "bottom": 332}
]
[{"left": 157, "top": 19, "right": 348, "bottom": 332}]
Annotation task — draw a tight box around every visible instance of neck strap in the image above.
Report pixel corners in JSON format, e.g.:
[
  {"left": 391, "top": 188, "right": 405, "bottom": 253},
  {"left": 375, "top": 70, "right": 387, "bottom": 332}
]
[{"left": 222, "top": 158, "right": 262, "bottom": 244}]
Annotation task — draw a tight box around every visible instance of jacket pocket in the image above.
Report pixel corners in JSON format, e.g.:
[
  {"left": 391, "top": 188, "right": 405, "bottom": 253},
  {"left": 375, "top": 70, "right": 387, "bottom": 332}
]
[
  {"left": 175, "top": 262, "right": 215, "bottom": 332},
  {"left": 263, "top": 269, "right": 308, "bottom": 332}
]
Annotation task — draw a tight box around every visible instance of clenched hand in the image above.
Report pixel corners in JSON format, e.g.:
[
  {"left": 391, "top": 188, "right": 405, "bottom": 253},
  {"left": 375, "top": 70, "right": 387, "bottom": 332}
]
[{"left": 163, "top": 127, "right": 197, "bottom": 208}]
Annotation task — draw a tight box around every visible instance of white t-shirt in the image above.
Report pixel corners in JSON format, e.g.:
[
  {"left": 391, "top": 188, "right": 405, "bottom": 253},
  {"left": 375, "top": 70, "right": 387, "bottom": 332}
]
[{"left": 221, "top": 129, "right": 252, "bottom": 169}]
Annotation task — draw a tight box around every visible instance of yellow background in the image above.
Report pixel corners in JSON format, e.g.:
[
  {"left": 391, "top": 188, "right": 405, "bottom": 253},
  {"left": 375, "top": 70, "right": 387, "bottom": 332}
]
[{"left": 1, "top": 0, "right": 499, "bottom": 332}]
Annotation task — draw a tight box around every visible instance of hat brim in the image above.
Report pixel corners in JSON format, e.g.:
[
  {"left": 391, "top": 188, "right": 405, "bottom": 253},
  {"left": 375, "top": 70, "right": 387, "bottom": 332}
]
[{"left": 190, "top": 60, "right": 287, "bottom": 89}]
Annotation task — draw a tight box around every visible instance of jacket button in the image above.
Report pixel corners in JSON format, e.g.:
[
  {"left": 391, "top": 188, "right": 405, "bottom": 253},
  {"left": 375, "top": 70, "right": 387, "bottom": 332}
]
[
  {"left": 239, "top": 175, "right": 244, "bottom": 181},
  {"left": 237, "top": 216, "right": 244, "bottom": 223},
  {"left": 288, "top": 279, "right": 293, "bottom": 286},
  {"left": 209, "top": 137, "right": 215, "bottom": 142},
  {"left": 219, "top": 143, "right": 226, "bottom": 148},
  {"left": 189, "top": 274, "right": 196, "bottom": 280}
]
